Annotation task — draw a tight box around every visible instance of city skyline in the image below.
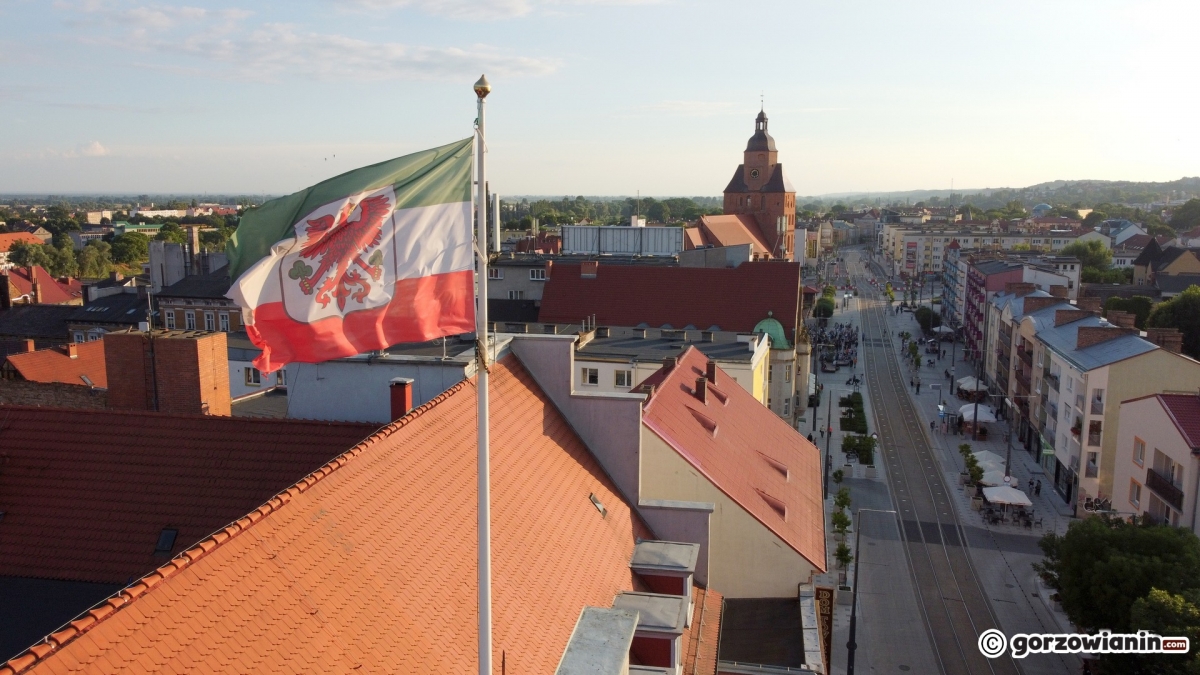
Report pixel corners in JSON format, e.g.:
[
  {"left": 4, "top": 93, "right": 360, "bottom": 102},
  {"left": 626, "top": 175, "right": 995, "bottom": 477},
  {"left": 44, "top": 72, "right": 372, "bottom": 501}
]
[{"left": 2, "top": 0, "right": 1197, "bottom": 196}]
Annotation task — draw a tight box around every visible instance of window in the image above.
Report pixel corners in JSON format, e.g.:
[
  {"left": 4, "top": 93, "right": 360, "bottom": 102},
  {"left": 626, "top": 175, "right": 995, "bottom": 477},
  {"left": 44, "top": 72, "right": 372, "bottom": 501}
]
[
  {"left": 508, "top": 290, "right": 524, "bottom": 300},
  {"left": 784, "top": 365, "right": 792, "bottom": 383},
  {"left": 1133, "top": 437, "right": 1146, "bottom": 466},
  {"left": 1129, "top": 480, "right": 1142, "bottom": 508},
  {"left": 219, "top": 313, "right": 230, "bottom": 332},
  {"left": 87, "top": 333, "right": 100, "bottom": 342},
  {"left": 769, "top": 366, "right": 774, "bottom": 383},
  {"left": 276, "top": 370, "right": 286, "bottom": 386},
  {"left": 73, "top": 331, "right": 84, "bottom": 343},
  {"left": 204, "top": 312, "right": 215, "bottom": 331},
  {"left": 615, "top": 370, "right": 632, "bottom": 388},
  {"left": 155, "top": 528, "right": 178, "bottom": 554},
  {"left": 244, "top": 367, "right": 261, "bottom": 386},
  {"left": 165, "top": 311, "right": 176, "bottom": 330},
  {"left": 581, "top": 368, "right": 599, "bottom": 386},
  {"left": 1085, "top": 452, "right": 1098, "bottom": 478},
  {"left": 1090, "top": 388, "right": 1105, "bottom": 415},
  {"left": 529, "top": 268, "right": 547, "bottom": 281},
  {"left": 488, "top": 268, "right": 503, "bottom": 280},
  {"left": 783, "top": 399, "right": 790, "bottom": 416},
  {"left": 185, "top": 311, "right": 196, "bottom": 330}
]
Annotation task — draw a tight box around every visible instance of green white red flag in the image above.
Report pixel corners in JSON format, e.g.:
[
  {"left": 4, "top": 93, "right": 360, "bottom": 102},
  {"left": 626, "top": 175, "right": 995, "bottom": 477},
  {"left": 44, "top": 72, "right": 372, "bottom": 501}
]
[{"left": 226, "top": 138, "right": 475, "bottom": 373}]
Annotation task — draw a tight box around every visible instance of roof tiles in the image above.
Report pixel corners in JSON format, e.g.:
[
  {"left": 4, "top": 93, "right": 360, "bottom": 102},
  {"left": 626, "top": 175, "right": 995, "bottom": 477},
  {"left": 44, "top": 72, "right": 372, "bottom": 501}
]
[
  {"left": 5, "top": 340, "right": 107, "bottom": 387},
  {"left": 0, "top": 233, "right": 42, "bottom": 254},
  {"left": 640, "top": 347, "right": 825, "bottom": 571},
  {"left": 5, "top": 267, "right": 82, "bottom": 305},
  {"left": 4, "top": 356, "right": 651, "bottom": 674}
]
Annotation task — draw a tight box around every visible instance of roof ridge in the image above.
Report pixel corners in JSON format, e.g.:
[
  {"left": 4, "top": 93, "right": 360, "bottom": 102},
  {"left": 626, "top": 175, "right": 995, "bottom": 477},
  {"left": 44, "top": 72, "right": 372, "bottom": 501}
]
[
  {"left": 0, "top": 404, "right": 379, "bottom": 430},
  {"left": 0, "top": 377, "right": 474, "bottom": 675}
]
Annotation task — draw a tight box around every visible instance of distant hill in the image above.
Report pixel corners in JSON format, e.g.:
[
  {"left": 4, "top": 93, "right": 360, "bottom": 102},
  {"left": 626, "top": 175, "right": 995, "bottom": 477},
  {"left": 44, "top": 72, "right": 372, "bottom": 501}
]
[{"left": 806, "top": 177, "right": 1200, "bottom": 210}]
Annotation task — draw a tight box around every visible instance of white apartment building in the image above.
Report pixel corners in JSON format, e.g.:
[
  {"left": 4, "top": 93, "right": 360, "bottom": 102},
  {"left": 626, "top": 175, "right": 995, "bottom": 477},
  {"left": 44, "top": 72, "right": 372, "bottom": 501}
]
[
  {"left": 882, "top": 223, "right": 1086, "bottom": 278},
  {"left": 1114, "top": 394, "right": 1200, "bottom": 530}
]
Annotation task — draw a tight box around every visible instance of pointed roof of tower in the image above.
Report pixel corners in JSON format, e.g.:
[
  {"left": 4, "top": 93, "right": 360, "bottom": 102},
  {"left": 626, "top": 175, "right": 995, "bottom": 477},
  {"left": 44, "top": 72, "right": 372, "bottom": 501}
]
[{"left": 745, "top": 111, "right": 776, "bottom": 152}]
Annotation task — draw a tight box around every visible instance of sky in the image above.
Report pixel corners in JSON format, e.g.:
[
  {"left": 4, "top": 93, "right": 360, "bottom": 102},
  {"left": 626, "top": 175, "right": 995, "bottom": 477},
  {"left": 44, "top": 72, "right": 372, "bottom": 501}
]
[{"left": 1, "top": 0, "right": 1198, "bottom": 197}]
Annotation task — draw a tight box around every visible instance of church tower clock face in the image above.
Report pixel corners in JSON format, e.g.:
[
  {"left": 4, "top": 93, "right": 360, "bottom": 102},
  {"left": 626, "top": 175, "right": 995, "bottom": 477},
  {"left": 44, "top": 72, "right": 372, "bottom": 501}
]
[{"left": 750, "top": 168, "right": 760, "bottom": 179}]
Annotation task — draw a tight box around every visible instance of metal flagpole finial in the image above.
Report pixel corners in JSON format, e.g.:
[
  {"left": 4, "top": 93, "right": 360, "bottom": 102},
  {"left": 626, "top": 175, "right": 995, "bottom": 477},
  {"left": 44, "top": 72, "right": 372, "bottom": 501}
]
[{"left": 474, "top": 74, "right": 492, "bottom": 99}]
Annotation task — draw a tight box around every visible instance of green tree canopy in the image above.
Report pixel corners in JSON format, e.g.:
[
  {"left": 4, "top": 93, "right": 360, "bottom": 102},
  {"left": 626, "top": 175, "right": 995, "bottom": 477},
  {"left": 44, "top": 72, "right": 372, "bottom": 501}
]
[
  {"left": 1147, "top": 285, "right": 1200, "bottom": 358},
  {"left": 1170, "top": 199, "right": 1200, "bottom": 232},
  {"left": 1060, "top": 239, "right": 1113, "bottom": 270},
  {"left": 1034, "top": 516, "right": 1200, "bottom": 634},
  {"left": 76, "top": 240, "right": 113, "bottom": 279},
  {"left": 155, "top": 222, "right": 188, "bottom": 244},
  {"left": 111, "top": 232, "right": 150, "bottom": 265},
  {"left": 1104, "top": 295, "right": 1156, "bottom": 329},
  {"left": 1117, "top": 588, "right": 1200, "bottom": 675},
  {"left": 6, "top": 241, "right": 53, "bottom": 270}
]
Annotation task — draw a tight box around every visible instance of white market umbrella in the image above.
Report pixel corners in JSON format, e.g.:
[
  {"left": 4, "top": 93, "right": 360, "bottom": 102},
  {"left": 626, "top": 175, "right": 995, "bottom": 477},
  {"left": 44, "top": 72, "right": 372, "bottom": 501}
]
[
  {"left": 956, "top": 377, "right": 985, "bottom": 392},
  {"left": 979, "top": 469, "right": 1009, "bottom": 487},
  {"left": 933, "top": 325, "right": 954, "bottom": 334},
  {"left": 960, "top": 404, "right": 997, "bottom": 423},
  {"left": 982, "top": 485, "right": 1033, "bottom": 507},
  {"left": 972, "top": 450, "right": 1007, "bottom": 467}
]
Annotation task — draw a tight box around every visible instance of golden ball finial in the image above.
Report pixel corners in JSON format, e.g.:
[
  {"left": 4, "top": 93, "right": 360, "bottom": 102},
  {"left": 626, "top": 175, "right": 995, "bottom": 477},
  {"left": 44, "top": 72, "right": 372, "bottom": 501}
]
[{"left": 474, "top": 74, "right": 491, "bottom": 99}]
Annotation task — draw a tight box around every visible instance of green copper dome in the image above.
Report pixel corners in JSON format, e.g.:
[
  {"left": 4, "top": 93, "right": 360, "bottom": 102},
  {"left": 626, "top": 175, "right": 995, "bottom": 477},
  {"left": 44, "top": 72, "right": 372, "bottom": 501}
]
[{"left": 753, "top": 311, "right": 790, "bottom": 349}]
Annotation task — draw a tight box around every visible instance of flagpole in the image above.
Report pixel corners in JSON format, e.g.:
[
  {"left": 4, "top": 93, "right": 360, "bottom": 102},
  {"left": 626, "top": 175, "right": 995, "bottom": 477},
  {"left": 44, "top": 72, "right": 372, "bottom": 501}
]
[{"left": 473, "top": 73, "right": 493, "bottom": 675}]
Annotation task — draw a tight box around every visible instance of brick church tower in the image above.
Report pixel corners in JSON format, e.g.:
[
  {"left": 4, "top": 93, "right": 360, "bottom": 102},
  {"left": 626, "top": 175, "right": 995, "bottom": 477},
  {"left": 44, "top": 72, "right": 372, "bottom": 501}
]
[{"left": 722, "top": 111, "right": 797, "bottom": 259}]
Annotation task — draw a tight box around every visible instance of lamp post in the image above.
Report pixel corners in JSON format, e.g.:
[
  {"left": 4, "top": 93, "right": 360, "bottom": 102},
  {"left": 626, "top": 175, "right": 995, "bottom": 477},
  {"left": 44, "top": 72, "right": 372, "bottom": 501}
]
[{"left": 846, "top": 508, "right": 898, "bottom": 675}]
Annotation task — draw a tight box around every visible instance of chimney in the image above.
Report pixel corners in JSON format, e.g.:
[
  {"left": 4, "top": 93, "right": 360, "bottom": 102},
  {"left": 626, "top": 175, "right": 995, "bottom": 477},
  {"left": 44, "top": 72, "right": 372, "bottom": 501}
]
[
  {"left": 389, "top": 377, "right": 414, "bottom": 421},
  {"left": 1077, "top": 325, "right": 1134, "bottom": 350},
  {"left": 1049, "top": 285, "right": 1068, "bottom": 298},
  {"left": 1106, "top": 310, "right": 1136, "bottom": 329},
  {"left": 695, "top": 376, "right": 708, "bottom": 404},
  {"left": 67, "top": 343, "right": 78, "bottom": 359},
  {"left": 581, "top": 260, "right": 599, "bottom": 279},
  {"left": 662, "top": 356, "right": 677, "bottom": 373},
  {"left": 104, "top": 330, "right": 231, "bottom": 415},
  {"left": 188, "top": 226, "right": 201, "bottom": 274},
  {"left": 1076, "top": 297, "right": 1102, "bottom": 312},
  {"left": 110, "top": 270, "right": 124, "bottom": 283},
  {"left": 1146, "top": 327, "right": 1184, "bottom": 354},
  {"left": 1023, "top": 296, "right": 1061, "bottom": 315},
  {"left": 22, "top": 339, "right": 35, "bottom": 353},
  {"left": 1055, "top": 309, "right": 1092, "bottom": 327},
  {"left": 706, "top": 360, "right": 718, "bottom": 385},
  {"left": 31, "top": 274, "right": 43, "bottom": 305},
  {"left": 544, "top": 260, "right": 553, "bottom": 279},
  {"left": 1004, "top": 282, "right": 1036, "bottom": 297}
]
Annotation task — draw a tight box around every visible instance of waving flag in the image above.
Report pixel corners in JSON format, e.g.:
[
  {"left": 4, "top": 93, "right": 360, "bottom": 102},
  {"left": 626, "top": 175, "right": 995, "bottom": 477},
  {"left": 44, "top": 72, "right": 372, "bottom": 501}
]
[{"left": 227, "top": 138, "right": 475, "bottom": 373}]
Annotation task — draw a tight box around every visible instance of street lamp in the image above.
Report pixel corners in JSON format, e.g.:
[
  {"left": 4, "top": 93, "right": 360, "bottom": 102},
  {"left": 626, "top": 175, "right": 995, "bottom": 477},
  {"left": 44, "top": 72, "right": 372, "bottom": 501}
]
[{"left": 846, "top": 508, "right": 898, "bottom": 675}]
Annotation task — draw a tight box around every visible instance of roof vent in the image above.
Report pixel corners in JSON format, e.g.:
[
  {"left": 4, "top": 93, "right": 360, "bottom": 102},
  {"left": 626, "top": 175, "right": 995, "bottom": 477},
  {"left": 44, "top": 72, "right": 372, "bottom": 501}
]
[
  {"left": 695, "top": 376, "right": 708, "bottom": 404},
  {"left": 756, "top": 490, "right": 787, "bottom": 520},
  {"left": 589, "top": 493, "right": 607, "bottom": 518}
]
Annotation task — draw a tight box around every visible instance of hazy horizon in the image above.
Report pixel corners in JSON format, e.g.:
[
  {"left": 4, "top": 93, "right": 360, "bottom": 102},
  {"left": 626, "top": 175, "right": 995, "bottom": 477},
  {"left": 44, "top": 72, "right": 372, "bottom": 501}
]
[{"left": 3, "top": 1, "right": 1197, "bottom": 196}]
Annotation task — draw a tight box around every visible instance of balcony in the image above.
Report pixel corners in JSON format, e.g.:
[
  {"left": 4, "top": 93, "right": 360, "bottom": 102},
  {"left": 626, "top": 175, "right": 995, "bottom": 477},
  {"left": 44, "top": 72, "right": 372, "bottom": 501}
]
[
  {"left": 1087, "top": 421, "right": 1102, "bottom": 447},
  {"left": 1018, "top": 348, "right": 1033, "bottom": 368},
  {"left": 1015, "top": 369, "right": 1031, "bottom": 391},
  {"left": 1146, "top": 468, "right": 1185, "bottom": 511},
  {"left": 1047, "top": 374, "right": 1060, "bottom": 392}
]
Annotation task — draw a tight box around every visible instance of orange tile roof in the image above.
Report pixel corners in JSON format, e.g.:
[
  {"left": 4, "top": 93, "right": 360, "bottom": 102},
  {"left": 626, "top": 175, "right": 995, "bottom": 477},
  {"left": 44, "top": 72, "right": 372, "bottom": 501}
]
[
  {"left": 3, "top": 356, "right": 651, "bottom": 674},
  {"left": 5, "top": 340, "right": 107, "bottom": 387},
  {"left": 639, "top": 347, "right": 826, "bottom": 572},
  {"left": 696, "top": 215, "right": 772, "bottom": 256},
  {"left": 0, "top": 407, "right": 378, "bottom": 588},
  {"left": 682, "top": 587, "right": 722, "bottom": 675},
  {"left": 4, "top": 266, "right": 82, "bottom": 305},
  {"left": 0, "top": 233, "right": 42, "bottom": 253}
]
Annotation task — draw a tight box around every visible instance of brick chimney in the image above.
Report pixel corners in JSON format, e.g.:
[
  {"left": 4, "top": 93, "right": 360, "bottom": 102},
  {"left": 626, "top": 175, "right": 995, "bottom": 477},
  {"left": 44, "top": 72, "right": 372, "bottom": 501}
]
[
  {"left": 1106, "top": 310, "right": 1137, "bottom": 329},
  {"left": 706, "top": 360, "right": 718, "bottom": 386},
  {"left": 1023, "top": 296, "right": 1061, "bottom": 315},
  {"left": 389, "top": 377, "right": 414, "bottom": 421},
  {"left": 581, "top": 261, "right": 599, "bottom": 279},
  {"left": 662, "top": 356, "right": 677, "bottom": 373},
  {"left": 22, "top": 339, "right": 35, "bottom": 353},
  {"left": 544, "top": 260, "right": 553, "bottom": 279},
  {"left": 67, "top": 343, "right": 78, "bottom": 359},
  {"left": 104, "top": 329, "right": 231, "bottom": 415},
  {"left": 695, "top": 376, "right": 708, "bottom": 404},
  {"left": 1049, "top": 285, "right": 1068, "bottom": 298},
  {"left": 1076, "top": 297, "right": 1102, "bottom": 312},
  {"left": 1076, "top": 325, "right": 1134, "bottom": 350},
  {"left": 1004, "top": 282, "right": 1036, "bottom": 297},
  {"left": 1055, "top": 309, "right": 1092, "bottom": 327},
  {"left": 30, "top": 271, "right": 43, "bottom": 305},
  {"left": 1145, "top": 327, "right": 1184, "bottom": 354}
]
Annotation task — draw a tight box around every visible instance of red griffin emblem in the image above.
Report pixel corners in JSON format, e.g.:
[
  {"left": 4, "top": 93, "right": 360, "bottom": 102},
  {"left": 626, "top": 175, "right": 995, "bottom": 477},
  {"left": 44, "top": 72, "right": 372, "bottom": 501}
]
[{"left": 288, "top": 195, "right": 389, "bottom": 311}]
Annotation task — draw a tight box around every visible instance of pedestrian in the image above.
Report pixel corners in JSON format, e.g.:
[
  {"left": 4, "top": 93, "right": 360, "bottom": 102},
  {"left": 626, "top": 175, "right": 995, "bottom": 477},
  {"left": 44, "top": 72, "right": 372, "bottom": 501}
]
[
  {"left": 1036, "top": 480, "right": 1042, "bottom": 496},
  {"left": 819, "top": 428, "right": 824, "bottom": 439},
  {"left": 930, "top": 420, "right": 936, "bottom": 433},
  {"left": 910, "top": 377, "right": 914, "bottom": 389},
  {"left": 1028, "top": 477, "right": 1035, "bottom": 493},
  {"left": 916, "top": 379, "right": 921, "bottom": 394},
  {"left": 807, "top": 433, "right": 815, "bottom": 444}
]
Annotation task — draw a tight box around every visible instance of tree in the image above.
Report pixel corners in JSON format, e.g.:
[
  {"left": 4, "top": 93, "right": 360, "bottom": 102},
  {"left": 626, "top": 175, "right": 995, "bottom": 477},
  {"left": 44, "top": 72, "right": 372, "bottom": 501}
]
[
  {"left": 914, "top": 306, "right": 941, "bottom": 332},
  {"left": 831, "top": 510, "right": 851, "bottom": 538},
  {"left": 76, "top": 240, "right": 113, "bottom": 278},
  {"left": 1147, "top": 285, "right": 1200, "bottom": 358},
  {"left": 1061, "top": 240, "right": 1113, "bottom": 271},
  {"left": 835, "top": 541, "right": 853, "bottom": 569},
  {"left": 155, "top": 222, "right": 188, "bottom": 244},
  {"left": 45, "top": 243, "right": 78, "bottom": 277},
  {"left": 6, "top": 241, "right": 52, "bottom": 270},
  {"left": 834, "top": 487, "right": 852, "bottom": 512},
  {"left": 1049, "top": 206, "right": 1081, "bottom": 220},
  {"left": 1034, "top": 515, "right": 1200, "bottom": 634},
  {"left": 111, "top": 232, "right": 150, "bottom": 265},
  {"left": 1170, "top": 199, "right": 1200, "bottom": 232},
  {"left": 1104, "top": 295, "right": 1155, "bottom": 329},
  {"left": 813, "top": 298, "right": 835, "bottom": 318},
  {"left": 1083, "top": 211, "right": 1107, "bottom": 228},
  {"left": 1111, "top": 588, "right": 1200, "bottom": 675}
]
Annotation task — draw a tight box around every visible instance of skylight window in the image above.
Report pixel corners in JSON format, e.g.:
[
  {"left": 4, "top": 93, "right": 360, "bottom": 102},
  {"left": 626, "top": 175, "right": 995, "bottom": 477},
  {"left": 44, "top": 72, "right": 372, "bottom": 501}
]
[
  {"left": 155, "top": 528, "right": 178, "bottom": 553},
  {"left": 589, "top": 493, "right": 607, "bottom": 518}
]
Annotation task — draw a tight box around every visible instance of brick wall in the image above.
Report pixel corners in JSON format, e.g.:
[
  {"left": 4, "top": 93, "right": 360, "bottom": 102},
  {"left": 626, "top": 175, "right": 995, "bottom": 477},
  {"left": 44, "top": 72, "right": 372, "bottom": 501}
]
[
  {"left": 0, "top": 379, "right": 107, "bottom": 409},
  {"left": 104, "top": 330, "right": 232, "bottom": 415}
]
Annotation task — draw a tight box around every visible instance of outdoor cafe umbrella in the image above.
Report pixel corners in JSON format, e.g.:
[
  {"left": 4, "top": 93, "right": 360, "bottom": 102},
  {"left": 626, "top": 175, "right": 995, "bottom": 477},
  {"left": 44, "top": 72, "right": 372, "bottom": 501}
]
[
  {"left": 973, "top": 450, "right": 1007, "bottom": 468},
  {"left": 932, "top": 325, "right": 955, "bottom": 334},
  {"left": 979, "top": 469, "right": 1009, "bottom": 487},
  {"left": 955, "top": 376, "right": 985, "bottom": 392},
  {"left": 960, "top": 404, "right": 997, "bottom": 423},
  {"left": 982, "top": 485, "right": 1033, "bottom": 507}
]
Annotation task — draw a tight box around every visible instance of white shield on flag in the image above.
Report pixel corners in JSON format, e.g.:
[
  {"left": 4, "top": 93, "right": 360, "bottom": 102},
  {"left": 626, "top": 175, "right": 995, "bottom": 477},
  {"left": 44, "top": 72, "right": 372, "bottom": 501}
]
[{"left": 278, "top": 186, "right": 398, "bottom": 323}]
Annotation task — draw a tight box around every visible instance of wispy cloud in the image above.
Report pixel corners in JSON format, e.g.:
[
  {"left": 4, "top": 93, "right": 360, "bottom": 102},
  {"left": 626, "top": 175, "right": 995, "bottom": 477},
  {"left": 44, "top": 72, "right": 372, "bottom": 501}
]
[
  {"left": 336, "top": 0, "right": 663, "bottom": 20},
  {"left": 74, "top": 141, "right": 110, "bottom": 157},
  {"left": 57, "top": 1, "right": 557, "bottom": 81}
]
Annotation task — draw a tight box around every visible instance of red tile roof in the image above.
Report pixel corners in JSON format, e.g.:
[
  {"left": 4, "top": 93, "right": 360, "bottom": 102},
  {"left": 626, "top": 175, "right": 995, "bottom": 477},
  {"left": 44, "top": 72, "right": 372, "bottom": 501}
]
[
  {"left": 639, "top": 347, "right": 825, "bottom": 572},
  {"left": 682, "top": 587, "right": 722, "bottom": 675},
  {"left": 3, "top": 356, "right": 652, "bottom": 674},
  {"left": 5, "top": 340, "right": 107, "bottom": 387},
  {"left": 693, "top": 215, "right": 772, "bottom": 256},
  {"left": 1158, "top": 393, "right": 1200, "bottom": 450},
  {"left": 4, "top": 266, "right": 81, "bottom": 305},
  {"left": 0, "top": 233, "right": 42, "bottom": 253},
  {"left": 0, "top": 406, "right": 377, "bottom": 586},
  {"left": 1119, "top": 234, "right": 1154, "bottom": 251},
  {"left": 539, "top": 262, "right": 802, "bottom": 341}
]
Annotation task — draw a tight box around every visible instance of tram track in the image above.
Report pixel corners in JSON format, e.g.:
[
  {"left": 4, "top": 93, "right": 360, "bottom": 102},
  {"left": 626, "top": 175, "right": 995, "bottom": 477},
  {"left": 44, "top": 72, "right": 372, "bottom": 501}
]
[{"left": 847, "top": 252, "right": 1022, "bottom": 675}]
